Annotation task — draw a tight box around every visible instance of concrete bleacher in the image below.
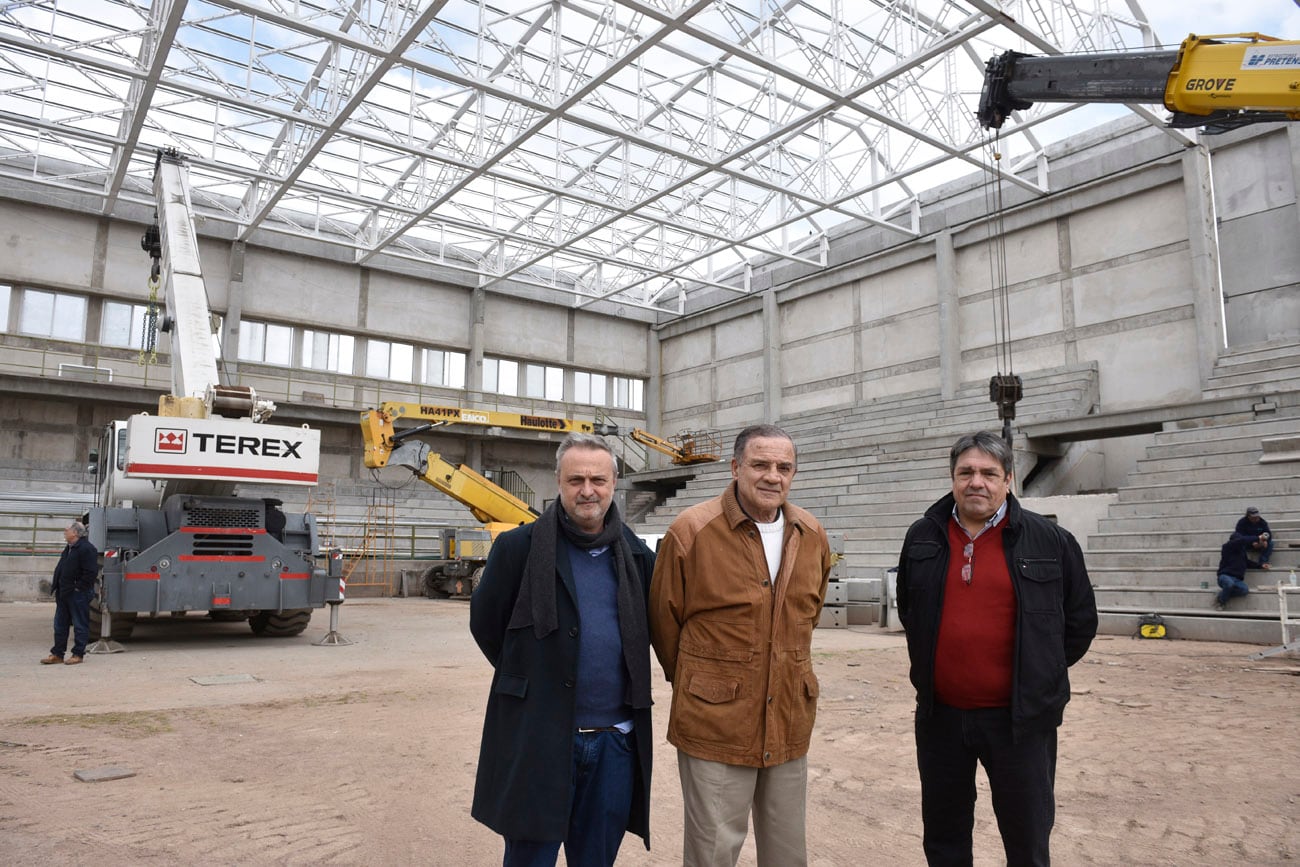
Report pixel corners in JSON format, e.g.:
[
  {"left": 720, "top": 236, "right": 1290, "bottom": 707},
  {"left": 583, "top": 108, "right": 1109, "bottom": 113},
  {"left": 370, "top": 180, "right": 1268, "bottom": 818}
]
[
  {"left": 633, "top": 351, "right": 1300, "bottom": 647},
  {"left": 637, "top": 363, "right": 1102, "bottom": 583}
]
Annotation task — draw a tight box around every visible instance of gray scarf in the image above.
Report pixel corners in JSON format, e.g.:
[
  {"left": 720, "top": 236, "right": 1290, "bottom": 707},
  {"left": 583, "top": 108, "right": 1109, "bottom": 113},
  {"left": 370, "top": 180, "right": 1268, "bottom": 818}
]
[{"left": 508, "top": 501, "right": 652, "bottom": 710}]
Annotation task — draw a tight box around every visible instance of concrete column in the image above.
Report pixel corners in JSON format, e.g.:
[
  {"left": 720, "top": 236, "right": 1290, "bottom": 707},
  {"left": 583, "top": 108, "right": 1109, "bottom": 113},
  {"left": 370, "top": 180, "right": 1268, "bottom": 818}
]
[
  {"left": 762, "top": 288, "right": 781, "bottom": 421},
  {"left": 1056, "top": 218, "right": 1078, "bottom": 366},
  {"left": 644, "top": 328, "right": 664, "bottom": 470},
  {"left": 220, "top": 241, "right": 246, "bottom": 374},
  {"left": 1181, "top": 145, "right": 1225, "bottom": 387},
  {"left": 1289, "top": 125, "right": 1300, "bottom": 237},
  {"left": 468, "top": 286, "right": 486, "bottom": 400},
  {"left": 935, "top": 230, "right": 960, "bottom": 400}
]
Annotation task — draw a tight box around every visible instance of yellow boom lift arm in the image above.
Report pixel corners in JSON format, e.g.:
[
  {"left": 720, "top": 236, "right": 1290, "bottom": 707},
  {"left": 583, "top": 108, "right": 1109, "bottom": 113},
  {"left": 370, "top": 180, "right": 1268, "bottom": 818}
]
[{"left": 360, "top": 407, "right": 541, "bottom": 532}]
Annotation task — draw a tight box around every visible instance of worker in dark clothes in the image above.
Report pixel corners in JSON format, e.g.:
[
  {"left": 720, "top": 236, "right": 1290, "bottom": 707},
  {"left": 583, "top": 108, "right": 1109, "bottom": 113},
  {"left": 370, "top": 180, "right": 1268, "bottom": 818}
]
[
  {"left": 1234, "top": 506, "right": 1272, "bottom": 570},
  {"left": 1213, "top": 533, "right": 1254, "bottom": 611},
  {"left": 42, "top": 521, "right": 99, "bottom": 666}
]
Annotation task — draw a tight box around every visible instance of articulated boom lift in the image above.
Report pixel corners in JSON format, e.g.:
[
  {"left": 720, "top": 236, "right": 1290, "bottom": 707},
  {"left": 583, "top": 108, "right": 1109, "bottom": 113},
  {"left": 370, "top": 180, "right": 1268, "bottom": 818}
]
[{"left": 360, "top": 403, "right": 614, "bottom": 596}]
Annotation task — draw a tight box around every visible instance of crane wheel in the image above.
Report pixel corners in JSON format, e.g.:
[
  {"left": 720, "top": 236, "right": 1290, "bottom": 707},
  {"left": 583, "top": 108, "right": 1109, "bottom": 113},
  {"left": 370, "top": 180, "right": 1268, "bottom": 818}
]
[{"left": 249, "top": 608, "right": 312, "bottom": 637}]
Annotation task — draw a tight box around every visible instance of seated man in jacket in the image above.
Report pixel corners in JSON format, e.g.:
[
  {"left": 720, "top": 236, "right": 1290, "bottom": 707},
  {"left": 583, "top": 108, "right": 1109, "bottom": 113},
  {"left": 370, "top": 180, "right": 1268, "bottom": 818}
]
[{"left": 1234, "top": 506, "right": 1272, "bottom": 570}]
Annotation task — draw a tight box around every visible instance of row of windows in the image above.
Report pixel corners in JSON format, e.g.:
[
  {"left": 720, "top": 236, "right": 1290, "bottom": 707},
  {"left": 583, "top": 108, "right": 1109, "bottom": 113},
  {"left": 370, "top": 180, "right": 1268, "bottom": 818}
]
[{"left": 0, "top": 285, "right": 645, "bottom": 410}]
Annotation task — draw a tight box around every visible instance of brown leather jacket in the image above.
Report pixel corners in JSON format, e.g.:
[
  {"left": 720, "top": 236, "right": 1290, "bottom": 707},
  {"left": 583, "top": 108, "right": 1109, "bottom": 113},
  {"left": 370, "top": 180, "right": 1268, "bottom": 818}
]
[{"left": 650, "top": 483, "right": 832, "bottom": 767}]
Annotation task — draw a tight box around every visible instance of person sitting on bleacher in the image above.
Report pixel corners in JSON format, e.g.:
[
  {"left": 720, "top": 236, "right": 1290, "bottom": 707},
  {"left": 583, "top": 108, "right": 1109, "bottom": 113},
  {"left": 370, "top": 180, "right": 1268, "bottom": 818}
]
[
  {"left": 1234, "top": 506, "right": 1273, "bottom": 570},
  {"left": 1213, "top": 532, "right": 1254, "bottom": 611}
]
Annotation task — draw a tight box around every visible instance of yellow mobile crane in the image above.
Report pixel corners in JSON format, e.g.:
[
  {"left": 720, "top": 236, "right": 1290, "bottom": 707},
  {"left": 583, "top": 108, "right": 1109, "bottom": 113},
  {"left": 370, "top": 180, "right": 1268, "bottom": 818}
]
[
  {"left": 978, "top": 33, "right": 1300, "bottom": 133},
  {"left": 359, "top": 403, "right": 616, "bottom": 596}
]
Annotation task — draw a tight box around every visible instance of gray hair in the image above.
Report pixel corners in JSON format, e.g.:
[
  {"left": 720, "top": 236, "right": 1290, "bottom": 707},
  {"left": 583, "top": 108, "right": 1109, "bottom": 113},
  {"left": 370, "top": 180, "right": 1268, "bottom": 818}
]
[
  {"left": 949, "top": 430, "right": 1014, "bottom": 478},
  {"left": 733, "top": 424, "right": 797, "bottom": 464},
  {"left": 555, "top": 432, "right": 617, "bottom": 476},
  {"left": 66, "top": 521, "right": 88, "bottom": 538}
]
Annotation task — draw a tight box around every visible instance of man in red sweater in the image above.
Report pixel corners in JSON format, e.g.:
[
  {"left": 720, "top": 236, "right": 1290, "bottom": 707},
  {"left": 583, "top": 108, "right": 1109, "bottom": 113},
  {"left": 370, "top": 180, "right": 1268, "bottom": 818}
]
[{"left": 896, "top": 431, "right": 1096, "bottom": 866}]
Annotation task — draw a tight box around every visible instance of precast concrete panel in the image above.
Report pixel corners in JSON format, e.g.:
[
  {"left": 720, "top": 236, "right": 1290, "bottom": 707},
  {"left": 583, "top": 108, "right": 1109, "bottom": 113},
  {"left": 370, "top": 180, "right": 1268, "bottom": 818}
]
[
  {"left": 961, "top": 345, "right": 1068, "bottom": 387},
  {"left": 953, "top": 221, "right": 1059, "bottom": 294},
  {"left": 859, "top": 309, "right": 939, "bottom": 371},
  {"left": 858, "top": 260, "right": 937, "bottom": 320},
  {"left": 714, "top": 312, "right": 763, "bottom": 356},
  {"left": 572, "top": 313, "right": 648, "bottom": 371},
  {"left": 662, "top": 368, "right": 712, "bottom": 413},
  {"left": 661, "top": 328, "right": 714, "bottom": 372},
  {"left": 1068, "top": 184, "right": 1186, "bottom": 267},
  {"left": 1219, "top": 207, "right": 1300, "bottom": 297},
  {"left": 715, "top": 399, "right": 764, "bottom": 428},
  {"left": 780, "top": 284, "right": 854, "bottom": 342},
  {"left": 0, "top": 203, "right": 96, "bottom": 287},
  {"left": 1072, "top": 252, "right": 1193, "bottom": 328},
  {"left": 781, "top": 384, "right": 854, "bottom": 417},
  {"left": 781, "top": 332, "right": 853, "bottom": 388},
  {"left": 959, "top": 284, "right": 1063, "bottom": 349},
  {"left": 485, "top": 296, "right": 568, "bottom": 359},
  {"left": 1211, "top": 130, "right": 1296, "bottom": 220},
  {"left": 241, "top": 251, "right": 361, "bottom": 326},
  {"left": 859, "top": 367, "right": 939, "bottom": 402},
  {"left": 101, "top": 222, "right": 164, "bottom": 300},
  {"left": 196, "top": 238, "right": 233, "bottom": 310},
  {"left": 1077, "top": 319, "right": 1200, "bottom": 410},
  {"left": 365, "top": 273, "right": 471, "bottom": 341},
  {"left": 715, "top": 357, "right": 764, "bottom": 399}
]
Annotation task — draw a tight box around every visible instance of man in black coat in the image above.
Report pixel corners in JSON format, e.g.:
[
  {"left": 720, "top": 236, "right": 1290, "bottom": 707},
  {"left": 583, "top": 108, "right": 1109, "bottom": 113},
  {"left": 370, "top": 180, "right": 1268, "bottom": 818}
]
[
  {"left": 42, "top": 521, "right": 99, "bottom": 665},
  {"left": 470, "top": 433, "right": 656, "bottom": 867},
  {"left": 897, "top": 431, "right": 1097, "bottom": 866},
  {"left": 1234, "top": 506, "right": 1273, "bottom": 570}
]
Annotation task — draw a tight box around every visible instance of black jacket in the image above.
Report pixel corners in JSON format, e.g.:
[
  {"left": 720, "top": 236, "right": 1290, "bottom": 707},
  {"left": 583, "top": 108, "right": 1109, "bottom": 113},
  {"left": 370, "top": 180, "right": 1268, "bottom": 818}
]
[
  {"left": 897, "top": 493, "right": 1097, "bottom": 738},
  {"left": 1217, "top": 533, "right": 1252, "bottom": 579},
  {"left": 469, "top": 521, "right": 656, "bottom": 845},
  {"left": 52, "top": 536, "right": 98, "bottom": 595}
]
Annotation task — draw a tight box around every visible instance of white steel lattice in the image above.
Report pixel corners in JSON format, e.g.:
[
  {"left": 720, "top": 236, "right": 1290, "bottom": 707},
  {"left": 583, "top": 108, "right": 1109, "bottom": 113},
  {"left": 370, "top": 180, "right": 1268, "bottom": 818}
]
[{"left": 0, "top": 0, "right": 1162, "bottom": 320}]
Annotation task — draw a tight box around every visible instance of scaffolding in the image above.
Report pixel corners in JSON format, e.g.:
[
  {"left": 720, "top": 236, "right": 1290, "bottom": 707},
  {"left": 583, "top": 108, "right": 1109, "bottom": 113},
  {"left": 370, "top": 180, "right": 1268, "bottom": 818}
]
[{"left": 342, "top": 489, "right": 397, "bottom": 594}]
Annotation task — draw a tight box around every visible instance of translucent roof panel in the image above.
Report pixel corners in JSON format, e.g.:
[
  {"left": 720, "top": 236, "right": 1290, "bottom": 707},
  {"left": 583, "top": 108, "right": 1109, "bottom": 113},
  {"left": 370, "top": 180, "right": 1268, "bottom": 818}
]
[{"left": 0, "top": 0, "right": 1167, "bottom": 320}]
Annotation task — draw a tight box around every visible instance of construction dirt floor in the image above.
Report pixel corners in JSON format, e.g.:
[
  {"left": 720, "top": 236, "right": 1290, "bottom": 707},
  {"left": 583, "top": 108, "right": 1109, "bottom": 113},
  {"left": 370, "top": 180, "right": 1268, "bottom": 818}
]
[{"left": 1, "top": 597, "right": 1297, "bottom": 866}]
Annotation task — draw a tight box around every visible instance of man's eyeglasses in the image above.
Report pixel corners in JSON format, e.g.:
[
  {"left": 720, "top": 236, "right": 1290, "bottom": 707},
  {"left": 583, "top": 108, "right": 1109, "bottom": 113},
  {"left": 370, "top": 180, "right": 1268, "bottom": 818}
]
[{"left": 961, "top": 542, "right": 974, "bottom": 586}]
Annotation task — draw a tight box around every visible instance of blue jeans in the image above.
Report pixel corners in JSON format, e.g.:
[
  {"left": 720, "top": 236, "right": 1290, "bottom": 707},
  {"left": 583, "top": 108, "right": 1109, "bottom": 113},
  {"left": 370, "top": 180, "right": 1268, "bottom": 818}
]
[
  {"left": 503, "top": 729, "right": 635, "bottom": 867},
  {"left": 52, "top": 588, "right": 94, "bottom": 657},
  {"left": 1216, "top": 573, "right": 1249, "bottom": 605},
  {"left": 915, "top": 703, "right": 1057, "bottom": 867}
]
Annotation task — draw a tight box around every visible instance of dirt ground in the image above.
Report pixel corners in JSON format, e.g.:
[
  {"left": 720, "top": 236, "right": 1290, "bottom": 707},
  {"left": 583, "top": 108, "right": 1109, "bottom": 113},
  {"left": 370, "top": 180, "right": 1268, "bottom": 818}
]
[{"left": 1, "top": 598, "right": 1296, "bottom": 866}]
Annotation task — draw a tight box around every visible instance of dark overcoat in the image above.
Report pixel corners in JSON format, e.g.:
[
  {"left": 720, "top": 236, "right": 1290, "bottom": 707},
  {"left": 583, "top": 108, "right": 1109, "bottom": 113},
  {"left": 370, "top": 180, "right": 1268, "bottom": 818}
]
[{"left": 469, "top": 521, "right": 656, "bottom": 845}]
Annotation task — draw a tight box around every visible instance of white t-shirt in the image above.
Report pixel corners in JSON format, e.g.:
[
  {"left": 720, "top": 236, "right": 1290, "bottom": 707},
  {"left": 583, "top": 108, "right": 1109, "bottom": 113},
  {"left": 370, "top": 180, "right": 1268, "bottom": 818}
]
[{"left": 756, "top": 512, "right": 785, "bottom": 583}]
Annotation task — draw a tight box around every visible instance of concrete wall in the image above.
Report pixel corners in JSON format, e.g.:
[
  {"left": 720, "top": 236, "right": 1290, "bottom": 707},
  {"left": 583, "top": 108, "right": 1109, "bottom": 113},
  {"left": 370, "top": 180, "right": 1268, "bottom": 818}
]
[{"left": 654, "top": 121, "right": 1300, "bottom": 490}]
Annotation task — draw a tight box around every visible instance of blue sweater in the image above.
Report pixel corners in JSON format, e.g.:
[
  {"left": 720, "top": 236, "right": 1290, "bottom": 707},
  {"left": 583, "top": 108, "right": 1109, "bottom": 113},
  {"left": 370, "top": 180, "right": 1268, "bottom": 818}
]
[{"left": 567, "top": 542, "right": 631, "bottom": 728}]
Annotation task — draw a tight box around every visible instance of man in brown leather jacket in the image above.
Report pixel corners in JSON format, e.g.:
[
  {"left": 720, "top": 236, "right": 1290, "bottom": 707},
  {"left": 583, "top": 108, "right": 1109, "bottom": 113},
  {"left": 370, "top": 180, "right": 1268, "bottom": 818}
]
[{"left": 650, "top": 424, "right": 832, "bottom": 867}]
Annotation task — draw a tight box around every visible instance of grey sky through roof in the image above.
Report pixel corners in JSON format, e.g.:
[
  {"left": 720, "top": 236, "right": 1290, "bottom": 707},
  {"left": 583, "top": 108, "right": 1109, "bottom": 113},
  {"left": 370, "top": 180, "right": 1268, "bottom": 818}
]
[{"left": 0, "top": 0, "right": 1164, "bottom": 320}]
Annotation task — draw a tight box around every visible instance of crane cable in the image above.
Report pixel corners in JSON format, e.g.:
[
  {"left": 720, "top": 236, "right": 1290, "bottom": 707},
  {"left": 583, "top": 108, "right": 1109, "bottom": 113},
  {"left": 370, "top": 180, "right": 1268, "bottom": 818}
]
[{"left": 982, "top": 130, "right": 1022, "bottom": 448}]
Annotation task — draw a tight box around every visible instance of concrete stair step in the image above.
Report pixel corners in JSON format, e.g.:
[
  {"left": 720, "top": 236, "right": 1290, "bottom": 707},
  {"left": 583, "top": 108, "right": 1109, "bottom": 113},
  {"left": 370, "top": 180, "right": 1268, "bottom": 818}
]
[
  {"left": 1097, "top": 611, "right": 1285, "bottom": 644},
  {"left": 1096, "top": 513, "right": 1300, "bottom": 533},
  {"left": 1150, "top": 412, "right": 1300, "bottom": 446},
  {"left": 1105, "top": 492, "right": 1300, "bottom": 518},
  {"left": 1115, "top": 475, "right": 1300, "bottom": 503},
  {"left": 1087, "top": 548, "right": 1299, "bottom": 569},
  {"left": 1094, "top": 587, "right": 1282, "bottom": 614},
  {"left": 1130, "top": 450, "right": 1263, "bottom": 473},
  {"left": 1087, "top": 530, "right": 1287, "bottom": 550}
]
